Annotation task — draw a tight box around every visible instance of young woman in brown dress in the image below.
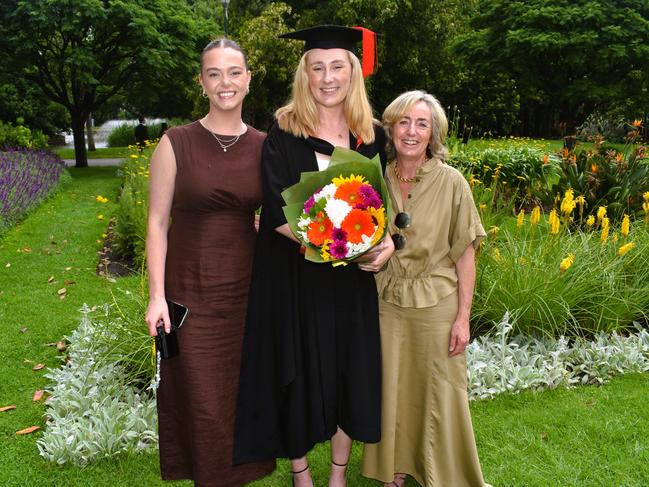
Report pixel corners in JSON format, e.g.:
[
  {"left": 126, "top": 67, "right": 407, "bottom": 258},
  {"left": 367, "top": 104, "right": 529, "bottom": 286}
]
[{"left": 145, "top": 39, "right": 275, "bottom": 486}]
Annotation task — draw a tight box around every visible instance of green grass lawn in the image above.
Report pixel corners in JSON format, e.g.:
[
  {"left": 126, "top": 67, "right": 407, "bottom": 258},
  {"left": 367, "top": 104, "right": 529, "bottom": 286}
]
[
  {"left": 52, "top": 147, "right": 131, "bottom": 159},
  {"left": 0, "top": 166, "right": 647, "bottom": 486},
  {"left": 462, "top": 137, "right": 630, "bottom": 154}
]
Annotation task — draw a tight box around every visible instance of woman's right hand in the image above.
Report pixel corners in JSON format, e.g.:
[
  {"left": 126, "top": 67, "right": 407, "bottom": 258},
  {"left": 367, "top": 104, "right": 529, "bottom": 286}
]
[{"left": 145, "top": 297, "right": 170, "bottom": 336}]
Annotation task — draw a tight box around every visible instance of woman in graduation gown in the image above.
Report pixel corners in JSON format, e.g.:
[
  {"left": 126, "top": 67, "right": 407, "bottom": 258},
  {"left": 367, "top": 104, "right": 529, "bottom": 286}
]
[{"left": 233, "top": 25, "right": 394, "bottom": 487}]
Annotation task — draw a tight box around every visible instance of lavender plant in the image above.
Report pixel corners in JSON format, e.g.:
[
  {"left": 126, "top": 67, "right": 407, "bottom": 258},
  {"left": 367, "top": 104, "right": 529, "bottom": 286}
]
[{"left": 0, "top": 149, "right": 67, "bottom": 234}]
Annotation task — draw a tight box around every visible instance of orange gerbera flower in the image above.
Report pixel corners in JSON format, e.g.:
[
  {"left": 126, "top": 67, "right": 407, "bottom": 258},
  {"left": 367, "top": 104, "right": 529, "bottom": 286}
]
[
  {"left": 335, "top": 180, "right": 364, "bottom": 206},
  {"left": 341, "top": 209, "right": 375, "bottom": 243},
  {"left": 307, "top": 212, "right": 332, "bottom": 246}
]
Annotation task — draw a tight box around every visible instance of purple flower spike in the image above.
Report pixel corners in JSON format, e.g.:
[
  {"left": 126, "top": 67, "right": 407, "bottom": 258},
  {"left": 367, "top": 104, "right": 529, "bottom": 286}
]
[
  {"left": 330, "top": 240, "right": 348, "bottom": 259},
  {"left": 331, "top": 227, "right": 347, "bottom": 242}
]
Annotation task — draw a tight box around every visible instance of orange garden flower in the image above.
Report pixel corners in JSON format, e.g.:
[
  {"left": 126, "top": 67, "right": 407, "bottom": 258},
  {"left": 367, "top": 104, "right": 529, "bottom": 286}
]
[
  {"left": 590, "top": 164, "right": 599, "bottom": 173},
  {"left": 632, "top": 119, "right": 643, "bottom": 128},
  {"left": 334, "top": 179, "right": 364, "bottom": 206},
  {"left": 341, "top": 209, "right": 375, "bottom": 244},
  {"left": 307, "top": 212, "right": 333, "bottom": 246},
  {"left": 543, "top": 154, "right": 549, "bottom": 165},
  {"left": 615, "top": 152, "right": 623, "bottom": 162}
]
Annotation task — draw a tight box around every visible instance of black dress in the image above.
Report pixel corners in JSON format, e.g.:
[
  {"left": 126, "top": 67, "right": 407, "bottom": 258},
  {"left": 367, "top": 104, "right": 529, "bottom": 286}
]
[{"left": 233, "top": 122, "right": 386, "bottom": 463}]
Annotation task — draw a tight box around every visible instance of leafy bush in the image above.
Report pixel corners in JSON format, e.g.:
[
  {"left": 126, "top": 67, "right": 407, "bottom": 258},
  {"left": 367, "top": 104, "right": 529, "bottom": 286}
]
[
  {"left": 552, "top": 140, "right": 649, "bottom": 222},
  {"left": 449, "top": 146, "right": 562, "bottom": 208},
  {"left": 0, "top": 120, "right": 48, "bottom": 149},
  {"left": 112, "top": 149, "right": 150, "bottom": 266},
  {"left": 0, "top": 149, "right": 68, "bottom": 235},
  {"left": 37, "top": 304, "right": 157, "bottom": 466},
  {"left": 107, "top": 119, "right": 188, "bottom": 147}
]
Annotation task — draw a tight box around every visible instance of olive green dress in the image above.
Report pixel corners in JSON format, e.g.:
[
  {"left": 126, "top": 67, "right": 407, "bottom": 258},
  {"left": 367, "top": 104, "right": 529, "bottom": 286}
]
[{"left": 361, "top": 157, "right": 487, "bottom": 487}]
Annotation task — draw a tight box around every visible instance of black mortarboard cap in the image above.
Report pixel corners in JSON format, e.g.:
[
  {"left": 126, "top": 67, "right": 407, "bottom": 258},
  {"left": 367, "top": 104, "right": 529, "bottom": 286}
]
[
  {"left": 280, "top": 25, "right": 379, "bottom": 76},
  {"left": 279, "top": 25, "right": 363, "bottom": 53}
]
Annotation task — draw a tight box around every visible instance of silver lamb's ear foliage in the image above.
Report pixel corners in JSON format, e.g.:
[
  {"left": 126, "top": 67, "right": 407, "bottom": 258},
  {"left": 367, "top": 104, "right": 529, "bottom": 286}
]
[
  {"left": 37, "top": 307, "right": 157, "bottom": 466},
  {"left": 466, "top": 313, "right": 649, "bottom": 401}
]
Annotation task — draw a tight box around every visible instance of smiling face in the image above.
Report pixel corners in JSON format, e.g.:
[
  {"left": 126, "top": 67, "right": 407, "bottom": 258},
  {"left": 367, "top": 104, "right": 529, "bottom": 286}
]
[
  {"left": 199, "top": 47, "right": 251, "bottom": 113},
  {"left": 392, "top": 101, "right": 433, "bottom": 164},
  {"left": 306, "top": 48, "right": 352, "bottom": 109}
]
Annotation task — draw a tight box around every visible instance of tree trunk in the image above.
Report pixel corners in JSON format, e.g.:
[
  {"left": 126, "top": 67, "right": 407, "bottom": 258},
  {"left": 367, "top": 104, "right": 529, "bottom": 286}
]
[
  {"left": 72, "top": 114, "right": 88, "bottom": 168},
  {"left": 86, "top": 114, "right": 96, "bottom": 152}
]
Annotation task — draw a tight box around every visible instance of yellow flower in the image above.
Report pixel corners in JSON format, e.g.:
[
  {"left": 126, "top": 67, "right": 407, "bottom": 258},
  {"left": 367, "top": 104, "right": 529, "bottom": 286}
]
[
  {"left": 596, "top": 206, "right": 607, "bottom": 221},
  {"left": 332, "top": 174, "right": 366, "bottom": 186},
  {"left": 320, "top": 239, "right": 332, "bottom": 261},
  {"left": 530, "top": 206, "right": 540, "bottom": 225},
  {"left": 368, "top": 206, "right": 386, "bottom": 245},
  {"left": 560, "top": 189, "right": 576, "bottom": 216},
  {"left": 97, "top": 214, "right": 104, "bottom": 221},
  {"left": 516, "top": 209, "right": 525, "bottom": 227},
  {"left": 492, "top": 248, "right": 503, "bottom": 262},
  {"left": 612, "top": 232, "right": 618, "bottom": 244},
  {"left": 548, "top": 209, "right": 560, "bottom": 235},
  {"left": 479, "top": 203, "right": 487, "bottom": 211},
  {"left": 600, "top": 217, "right": 609, "bottom": 242},
  {"left": 575, "top": 195, "right": 586, "bottom": 210},
  {"left": 469, "top": 175, "right": 482, "bottom": 188},
  {"left": 130, "top": 154, "right": 138, "bottom": 159},
  {"left": 559, "top": 253, "right": 575, "bottom": 274},
  {"left": 489, "top": 225, "right": 500, "bottom": 236},
  {"left": 618, "top": 242, "right": 635, "bottom": 256},
  {"left": 586, "top": 215, "right": 595, "bottom": 227},
  {"left": 621, "top": 214, "right": 630, "bottom": 237}
]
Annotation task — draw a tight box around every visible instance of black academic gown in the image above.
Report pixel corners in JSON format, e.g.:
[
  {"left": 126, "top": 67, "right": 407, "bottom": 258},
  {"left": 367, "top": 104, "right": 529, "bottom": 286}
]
[{"left": 233, "top": 122, "right": 386, "bottom": 463}]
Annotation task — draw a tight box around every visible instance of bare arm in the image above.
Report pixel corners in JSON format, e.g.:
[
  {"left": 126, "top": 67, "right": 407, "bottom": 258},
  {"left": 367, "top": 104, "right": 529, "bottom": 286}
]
[
  {"left": 449, "top": 243, "right": 476, "bottom": 357},
  {"left": 275, "top": 223, "right": 300, "bottom": 243},
  {"left": 144, "top": 135, "right": 176, "bottom": 336}
]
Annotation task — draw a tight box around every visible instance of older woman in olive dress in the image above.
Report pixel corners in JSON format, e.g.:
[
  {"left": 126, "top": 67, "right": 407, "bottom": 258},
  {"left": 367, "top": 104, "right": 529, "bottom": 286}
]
[{"left": 362, "top": 90, "right": 490, "bottom": 487}]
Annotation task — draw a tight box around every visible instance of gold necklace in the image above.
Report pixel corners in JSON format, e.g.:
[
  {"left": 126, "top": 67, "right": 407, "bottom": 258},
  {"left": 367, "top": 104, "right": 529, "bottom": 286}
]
[{"left": 393, "top": 162, "right": 417, "bottom": 183}]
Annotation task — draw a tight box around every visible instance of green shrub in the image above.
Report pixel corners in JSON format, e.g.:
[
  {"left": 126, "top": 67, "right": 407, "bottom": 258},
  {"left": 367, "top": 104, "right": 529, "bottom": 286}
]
[
  {"left": 112, "top": 150, "right": 150, "bottom": 265},
  {"left": 107, "top": 119, "right": 189, "bottom": 147},
  {"left": 0, "top": 120, "right": 48, "bottom": 148},
  {"left": 449, "top": 146, "right": 562, "bottom": 208}
]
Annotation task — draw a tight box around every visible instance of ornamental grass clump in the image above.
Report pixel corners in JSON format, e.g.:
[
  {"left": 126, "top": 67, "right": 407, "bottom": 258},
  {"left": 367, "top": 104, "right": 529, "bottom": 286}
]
[
  {"left": 474, "top": 202, "right": 649, "bottom": 337},
  {"left": 0, "top": 149, "right": 67, "bottom": 234}
]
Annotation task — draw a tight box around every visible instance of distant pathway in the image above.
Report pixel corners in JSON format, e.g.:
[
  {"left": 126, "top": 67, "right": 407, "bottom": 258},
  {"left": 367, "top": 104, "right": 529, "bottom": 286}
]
[{"left": 63, "top": 158, "right": 124, "bottom": 167}]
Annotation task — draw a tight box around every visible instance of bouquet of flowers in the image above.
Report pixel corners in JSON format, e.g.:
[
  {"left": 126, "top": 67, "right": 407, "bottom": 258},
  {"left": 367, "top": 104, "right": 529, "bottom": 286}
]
[{"left": 282, "top": 147, "right": 392, "bottom": 265}]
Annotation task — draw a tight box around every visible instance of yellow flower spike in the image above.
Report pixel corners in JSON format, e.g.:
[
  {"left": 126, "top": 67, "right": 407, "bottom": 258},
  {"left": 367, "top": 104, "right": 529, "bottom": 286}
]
[
  {"left": 596, "top": 206, "right": 607, "bottom": 221},
  {"left": 600, "top": 217, "right": 610, "bottom": 242},
  {"left": 559, "top": 253, "right": 575, "bottom": 274},
  {"left": 560, "top": 189, "right": 576, "bottom": 216},
  {"left": 575, "top": 195, "right": 586, "bottom": 209},
  {"left": 529, "top": 206, "right": 540, "bottom": 226},
  {"left": 489, "top": 225, "right": 500, "bottom": 236},
  {"left": 618, "top": 242, "right": 635, "bottom": 256},
  {"left": 586, "top": 215, "right": 595, "bottom": 228},
  {"left": 516, "top": 209, "right": 525, "bottom": 227},
  {"left": 548, "top": 209, "right": 561, "bottom": 235},
  {"left": 612, "top": 232, "right": 618, "bottom": 244},
  {"left": 643, "top": 191, "right": 649, "bottom": 203},
  {"left": 621, "top": 214, "right": 630, "bottom": 237}
]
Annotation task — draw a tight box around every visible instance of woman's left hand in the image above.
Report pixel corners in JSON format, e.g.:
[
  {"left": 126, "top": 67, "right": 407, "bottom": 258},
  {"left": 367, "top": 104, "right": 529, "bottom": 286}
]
[
  {"left": 448, "top": 317, "right": 470, "bottom": 357},
  {"left": 355, "top": 236, "right": 395, "bottom": 272}
]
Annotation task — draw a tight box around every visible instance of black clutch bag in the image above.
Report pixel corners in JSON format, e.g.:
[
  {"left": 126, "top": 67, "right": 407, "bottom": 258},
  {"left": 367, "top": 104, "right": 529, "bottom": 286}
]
[{"left": 156, "top": 299, "right": 189, "bottom": 359}]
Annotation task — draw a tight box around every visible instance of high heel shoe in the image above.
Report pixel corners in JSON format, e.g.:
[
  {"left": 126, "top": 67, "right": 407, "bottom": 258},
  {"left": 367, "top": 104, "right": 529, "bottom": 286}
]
[{"left": 291, "top": 464, "right": 310, "bottom": 487}]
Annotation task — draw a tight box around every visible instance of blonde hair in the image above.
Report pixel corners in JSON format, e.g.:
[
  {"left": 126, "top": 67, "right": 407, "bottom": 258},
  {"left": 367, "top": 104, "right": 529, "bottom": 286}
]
[
  {"left": 383, "top": 90, "right": 449, "bottom": 161},
  {"left": 275, "top": 51, "right": 375, "bottom": 144}
]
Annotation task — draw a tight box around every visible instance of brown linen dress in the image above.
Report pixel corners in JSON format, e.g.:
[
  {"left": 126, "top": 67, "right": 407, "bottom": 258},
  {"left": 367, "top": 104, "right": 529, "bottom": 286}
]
[
  {"left": 362, "top": 158, "right": 487, "bottom": 487},
  {"left": 158, "top": 121, "right": 275, "bottom": 486}
]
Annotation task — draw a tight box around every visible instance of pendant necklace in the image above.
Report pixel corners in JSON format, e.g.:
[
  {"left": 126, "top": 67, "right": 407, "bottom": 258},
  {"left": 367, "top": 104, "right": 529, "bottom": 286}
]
[{"left": 203, "top": 119, "right": 245, "bottom": 152}]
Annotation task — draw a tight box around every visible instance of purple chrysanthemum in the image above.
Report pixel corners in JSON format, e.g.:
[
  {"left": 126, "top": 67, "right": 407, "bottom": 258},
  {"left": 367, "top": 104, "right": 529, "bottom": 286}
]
[
  {"left": 331, "top": 227, "right": 347, "bottom": 242},
  {"left": 359, "top": 184, "right": 382, "bottom": 209},
  {"left": 304, "top": 195, "right": 316, "bottom": 213},
  {"left": 330, "top": 240, "right": 348, "bottom": 259},
  {"left": 354, "top": 202, "right": 368, "bottom": 211}
]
